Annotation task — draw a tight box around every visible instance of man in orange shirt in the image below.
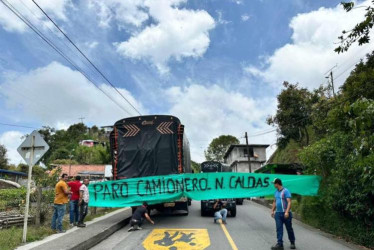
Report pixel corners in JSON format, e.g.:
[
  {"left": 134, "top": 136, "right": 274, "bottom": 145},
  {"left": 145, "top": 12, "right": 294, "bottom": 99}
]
[{"left": 51, "top": 173, "right": 72, "bottom": 233}]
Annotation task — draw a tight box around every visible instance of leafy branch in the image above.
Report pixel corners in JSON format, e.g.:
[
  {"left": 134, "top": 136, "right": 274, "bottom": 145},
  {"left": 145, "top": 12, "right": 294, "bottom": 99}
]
[{"left": 335, "top": 1, "right": 374, "bottom": 53}]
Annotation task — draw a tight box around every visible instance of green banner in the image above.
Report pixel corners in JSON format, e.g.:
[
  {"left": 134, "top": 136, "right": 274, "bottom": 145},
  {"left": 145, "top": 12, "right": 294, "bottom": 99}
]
[{"left": 88, "top": 173, "right": 321, "bottom": 207}]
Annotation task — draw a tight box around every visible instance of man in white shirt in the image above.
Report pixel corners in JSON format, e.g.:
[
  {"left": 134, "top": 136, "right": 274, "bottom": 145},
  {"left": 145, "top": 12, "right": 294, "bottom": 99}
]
[{"left": 77, "top": 178, "right": 90, "bottom": 227}]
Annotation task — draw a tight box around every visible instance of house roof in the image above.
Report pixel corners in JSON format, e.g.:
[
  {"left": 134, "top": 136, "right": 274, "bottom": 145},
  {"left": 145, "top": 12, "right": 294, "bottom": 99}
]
[
  {"left": 224, "top": 144, "right": 270, "bottom": 159},
  {"left": 57, "top": 165, "right": 106, "bottom": 177},
  {"left": 0, "top": 169, "right": 28, "bottom": 176}
]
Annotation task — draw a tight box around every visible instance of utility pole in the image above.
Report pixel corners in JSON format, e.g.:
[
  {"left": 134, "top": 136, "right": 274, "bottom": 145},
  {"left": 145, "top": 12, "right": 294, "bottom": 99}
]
[
  {"left": 78, "top": 117, "right": 85, "bottom": 124},
  {"left": 330, "top": 71, "right": 336, "bottom": 97},
  {"left": 245, "top": 132, "right": 252, "bottom": 173},
  {"left": 325, "top": 65, "right": 337, "bottom": 98}
]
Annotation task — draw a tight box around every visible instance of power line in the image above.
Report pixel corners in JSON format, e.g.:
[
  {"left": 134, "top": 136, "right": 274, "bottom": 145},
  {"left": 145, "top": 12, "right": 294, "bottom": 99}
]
[
  {"left": 0, "top": 0, "right": 133, "bottom": 116},
  {"left": 0, "top": 122, "right": 36, "bottom": 129},
  {"left": 32, "top": 0, "right": 142, "bottom": 116}
]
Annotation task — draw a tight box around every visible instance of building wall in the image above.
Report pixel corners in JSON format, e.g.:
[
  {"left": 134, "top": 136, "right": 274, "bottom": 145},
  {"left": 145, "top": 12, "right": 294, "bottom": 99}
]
[
  {"left": 232, "top": 161, "right": 262, "bottom": 173},
  {"left": 225, "top": 146, "right": 268, "bottom": 169}
]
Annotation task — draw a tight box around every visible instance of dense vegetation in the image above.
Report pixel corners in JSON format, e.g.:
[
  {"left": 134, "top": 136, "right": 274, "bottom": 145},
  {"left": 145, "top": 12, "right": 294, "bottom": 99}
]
[{"left": 268, "top": 52, "right": 374, "bottom": 247}]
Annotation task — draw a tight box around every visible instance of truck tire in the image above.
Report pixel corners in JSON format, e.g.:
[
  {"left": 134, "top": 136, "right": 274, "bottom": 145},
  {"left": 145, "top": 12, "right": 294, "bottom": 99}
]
[
  {"left": 200, "top": 203, "right": 207, "bottom": 216},
  {"left": 183, "top": 202, "right": 189, "bottom": 216},
  {"left": 230, "top": 207, "right": 237, "bottom": 217},
  {"left": 236, "top": 198, "right": 243, "bottom": 205},
  {"left": 188, "top": 199, "right": 192, "bottom": 206},
  {"left": 201, "top": 209, "right": 207, "bottom": 217}
]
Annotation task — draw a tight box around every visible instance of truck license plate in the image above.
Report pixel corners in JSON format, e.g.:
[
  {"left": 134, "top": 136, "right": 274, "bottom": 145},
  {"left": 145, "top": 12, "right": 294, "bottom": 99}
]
[{"left": 164, "top": 203, "right": 175, "bottom": 207}]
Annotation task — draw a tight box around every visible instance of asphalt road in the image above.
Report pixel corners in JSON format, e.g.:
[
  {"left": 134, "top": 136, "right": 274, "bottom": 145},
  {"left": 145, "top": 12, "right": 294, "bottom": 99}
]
[{"left": 90, "top": 200, "right": 357, "bottom": 250}]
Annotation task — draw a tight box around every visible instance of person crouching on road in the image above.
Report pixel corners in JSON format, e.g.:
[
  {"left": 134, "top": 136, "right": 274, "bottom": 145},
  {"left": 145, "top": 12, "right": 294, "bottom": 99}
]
[
  {"left": 128, "top": 202, "right": 155, "bottom": 232},
  {"left": 271, "top": 178, "right": 296, "bottom": 250},
  {"left": 213, "top": 199, "right": 227, "bottom": 224},
  {"left": 77, "top": 178, "right": 90, "bottom": 227}
]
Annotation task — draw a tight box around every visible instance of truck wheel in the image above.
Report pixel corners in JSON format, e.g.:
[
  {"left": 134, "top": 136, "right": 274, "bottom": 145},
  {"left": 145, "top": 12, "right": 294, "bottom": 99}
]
[
  {"left": 188, "top": 199, "right": 192, "bottom": 206},
  {"left": 183, "top": 202, "right": 189, "bottom": 216},
  {"left": 201, "top": 209, "right": 207, "bottom": 217},
  {"left": 230, "top": 207, "right": 237, "bottom": 217}
]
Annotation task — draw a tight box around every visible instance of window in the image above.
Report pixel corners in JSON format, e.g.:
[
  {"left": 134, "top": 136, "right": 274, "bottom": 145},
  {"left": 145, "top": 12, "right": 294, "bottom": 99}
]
[{"left": 242, "top": 148, "right": 254, "bottom": 157}]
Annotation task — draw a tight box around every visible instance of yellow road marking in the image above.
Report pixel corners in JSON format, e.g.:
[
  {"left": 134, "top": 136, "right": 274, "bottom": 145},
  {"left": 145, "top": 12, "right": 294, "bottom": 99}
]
[
  {"left": 143, "top": 228, "right": 210, "bottom": 250},
  {"left": 219, "top": 221, "right": 238, "bottom": 250}
]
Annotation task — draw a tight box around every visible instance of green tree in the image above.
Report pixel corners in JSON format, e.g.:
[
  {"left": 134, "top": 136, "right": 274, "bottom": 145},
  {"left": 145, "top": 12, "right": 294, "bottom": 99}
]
[
  {"left": 74, "top": 145, "right": 110, "bottom": 164},
  {"left": 0, "top": 144, "right": 8, "bottom": 169},
  {"left": 335, "top": 1, "right": 374, "bottom": 53},
  {"left": 267, "top": 82, "right": 318, "bottom": 148},
  {"left": 191, "top": 160, "right": 200, "bottom": 173},
  {"left": 205, "top": 135, "right": 239, "bottom": 162}
]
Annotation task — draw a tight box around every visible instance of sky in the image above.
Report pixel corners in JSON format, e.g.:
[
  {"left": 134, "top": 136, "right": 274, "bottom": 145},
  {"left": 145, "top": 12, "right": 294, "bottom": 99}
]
[{"left": 0, "top": 0, "right": 373, "bottom": 165}]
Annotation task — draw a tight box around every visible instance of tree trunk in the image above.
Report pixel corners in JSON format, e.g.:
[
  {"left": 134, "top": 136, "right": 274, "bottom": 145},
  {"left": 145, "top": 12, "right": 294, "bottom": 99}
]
[
  {"left": 35, "top": 186, "right": 42, "bottom": 226},
  {"left": 304, "top": 127, "right": 310, "bottom": 146}
]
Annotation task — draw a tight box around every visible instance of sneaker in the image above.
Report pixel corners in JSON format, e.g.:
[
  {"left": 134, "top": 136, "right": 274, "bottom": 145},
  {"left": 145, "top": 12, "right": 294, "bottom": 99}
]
[
  {"left": 271, "top": 243, "right": 284, "bottom": 250},
  {"left": 290, "top": 243, "right": 296, "bottom": 249},
  {"left": 222, "top": 221, "right": 227, "bottom": 225},
  {"left": 77, "top": 223, "right": 86, "bottom": 228},
  {"left": 128, "top": 226, "right": 134, "bottom": 232},
  {"left": 136, "top": 226, "right": 142, "bottom": 230},
  {"left": 69, "top": 223, "right": 74, "bottom": 227}
]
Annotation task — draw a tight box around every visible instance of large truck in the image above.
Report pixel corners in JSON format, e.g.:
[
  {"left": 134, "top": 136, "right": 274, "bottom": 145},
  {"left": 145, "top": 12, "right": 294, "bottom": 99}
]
[
  {"left": 200, "top": 161, "right": 237, "bottom": 217},
  {"left": 109, "top": 115, "right": 191, "bottom": 215}
]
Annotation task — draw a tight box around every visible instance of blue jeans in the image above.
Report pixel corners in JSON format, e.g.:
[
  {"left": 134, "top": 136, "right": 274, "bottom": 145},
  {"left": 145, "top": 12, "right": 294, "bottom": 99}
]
[
  {"left": 69, "top": 200, "right": 79, "bottom": 224},
  {"left": 51, "top": 204, "right": 66, "bottom": 231},
  {"left": 214, "top": 208, "right": 227, "bottom": 222},
  {"left": 275, "top": 212, "right": 295, "bottom": 246}
]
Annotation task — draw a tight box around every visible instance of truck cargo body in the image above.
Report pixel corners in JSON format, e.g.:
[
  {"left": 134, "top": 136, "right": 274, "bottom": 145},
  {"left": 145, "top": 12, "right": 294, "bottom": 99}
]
[{"left": 110, "top": 115, "right": 191, "bottom": 214}]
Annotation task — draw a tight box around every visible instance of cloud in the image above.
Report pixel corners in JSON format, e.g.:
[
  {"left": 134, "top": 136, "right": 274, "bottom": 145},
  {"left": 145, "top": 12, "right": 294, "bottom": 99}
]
[
  {"left": 0, "top": 131, "right": 25, "bottom": 165},
  {"left": 0, "top": 62, "right": 145, "bottom": 129},
  {"left": 114, "top": 0, "right": 215, "bottom": 74},
  {"left": 0, "top": 0, "right": 71, "bottom": 33},
  {"left": 165, "top": 84, "right": 277, "bottom": 162},
  {"left": 216, "top": 10, "right": 231, "bottom": 25},
  {"left": 241, "top": 14, "right": 250, "bottom": 22},
  {"left": 245, "top": 1, "right": 374, "bottom": 89},
  {"left": 88, "top": 0, "right": 148, "bottom": 28}
]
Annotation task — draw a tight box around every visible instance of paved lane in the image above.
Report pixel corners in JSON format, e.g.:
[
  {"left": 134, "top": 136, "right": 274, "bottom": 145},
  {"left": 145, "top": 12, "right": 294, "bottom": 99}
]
[{"left": 91, "top": 200, "right": 357, "bottom": 250}]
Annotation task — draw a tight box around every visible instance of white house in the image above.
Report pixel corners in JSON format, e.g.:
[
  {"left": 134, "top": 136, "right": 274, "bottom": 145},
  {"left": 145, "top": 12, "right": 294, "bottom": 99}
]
[{"left": 224, "top": 144, "right": 269, "bottom": 173}]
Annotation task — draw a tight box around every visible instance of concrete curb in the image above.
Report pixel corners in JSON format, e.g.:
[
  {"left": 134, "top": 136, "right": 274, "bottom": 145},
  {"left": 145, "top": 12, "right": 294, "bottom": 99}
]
[
  {"left": 73, "top": 214, "right": 131, "bottom": 250},
  {"left": 16, "top": 207, "right": 132, "bottom": 250}
]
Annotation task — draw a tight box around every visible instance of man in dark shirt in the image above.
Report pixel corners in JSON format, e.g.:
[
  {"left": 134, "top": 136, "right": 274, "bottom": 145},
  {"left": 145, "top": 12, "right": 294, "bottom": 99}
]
[
  {"left": 213, "top": 199, "right": 227, "bottom": 224},
  {"left": 128, "top": 202, "right": 154, "bottom": 232}
]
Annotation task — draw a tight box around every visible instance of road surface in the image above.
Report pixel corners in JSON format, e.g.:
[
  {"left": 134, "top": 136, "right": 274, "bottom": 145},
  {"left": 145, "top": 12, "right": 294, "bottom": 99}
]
[{"left": 90, "top": 200, "right": 356, "bottom": 250}]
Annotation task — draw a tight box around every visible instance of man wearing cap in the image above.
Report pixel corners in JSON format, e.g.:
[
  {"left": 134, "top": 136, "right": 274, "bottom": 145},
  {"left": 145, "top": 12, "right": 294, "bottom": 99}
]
[{"left": 271, "top": 178, "right": 296, "bottom": 250}]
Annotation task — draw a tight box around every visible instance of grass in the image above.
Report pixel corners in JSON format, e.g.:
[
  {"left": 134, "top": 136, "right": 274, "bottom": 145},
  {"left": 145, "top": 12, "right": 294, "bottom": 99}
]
[
  {"left": 0, "top": 225, "right": 54, "bottom": 250},
  {"left": 0, "top": 207, "right": 119, "bottom": 250}
]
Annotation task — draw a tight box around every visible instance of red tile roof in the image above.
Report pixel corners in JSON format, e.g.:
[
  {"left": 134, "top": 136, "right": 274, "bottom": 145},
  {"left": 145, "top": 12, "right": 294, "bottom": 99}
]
[{"left": 57, "top": 165, "right": 106, "bottom": 177}]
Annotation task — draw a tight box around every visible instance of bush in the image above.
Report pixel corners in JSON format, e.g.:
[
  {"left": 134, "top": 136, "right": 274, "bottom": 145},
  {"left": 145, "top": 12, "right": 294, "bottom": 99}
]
[{"left": 0, "top": 188, "right": 26, "bottom": 210}]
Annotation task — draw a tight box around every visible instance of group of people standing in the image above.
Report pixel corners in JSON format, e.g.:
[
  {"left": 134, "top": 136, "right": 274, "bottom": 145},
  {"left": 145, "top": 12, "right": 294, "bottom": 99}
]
[{"left": 51, "top": 173, "right": 90, "bottom": 233}]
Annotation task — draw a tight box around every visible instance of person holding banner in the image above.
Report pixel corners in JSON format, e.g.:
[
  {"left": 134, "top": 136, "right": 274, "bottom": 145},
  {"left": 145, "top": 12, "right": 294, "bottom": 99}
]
[
  {"left": 271, "top": 178, "right": 296, "bottom": 250},
  {"left": 128, "top": 202, "right": 155, "bottom": 232}
]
